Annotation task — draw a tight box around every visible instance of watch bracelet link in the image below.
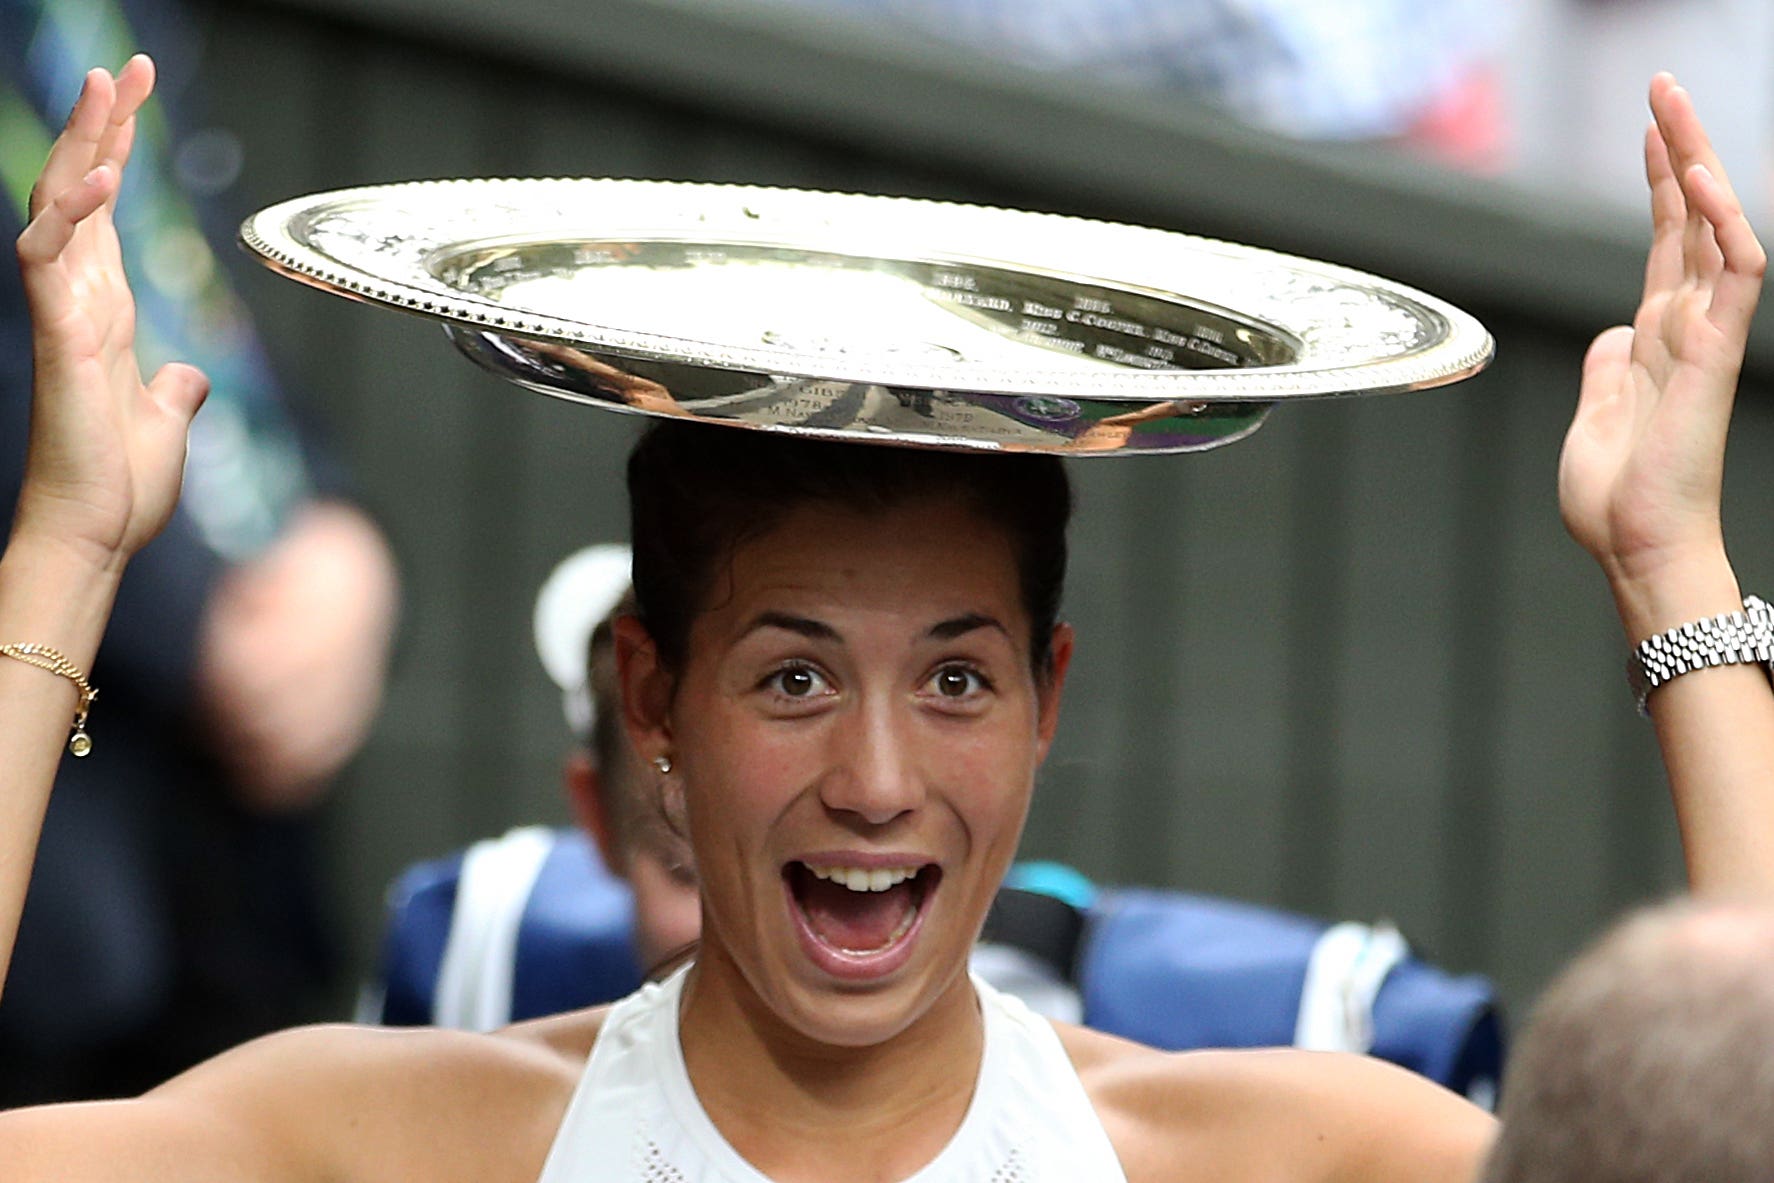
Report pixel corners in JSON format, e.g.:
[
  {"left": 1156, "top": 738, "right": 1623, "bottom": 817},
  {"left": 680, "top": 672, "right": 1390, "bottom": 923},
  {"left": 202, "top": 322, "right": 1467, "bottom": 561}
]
[{"left": 1628, "top": 594, "right": 1774, "bottom": 716}]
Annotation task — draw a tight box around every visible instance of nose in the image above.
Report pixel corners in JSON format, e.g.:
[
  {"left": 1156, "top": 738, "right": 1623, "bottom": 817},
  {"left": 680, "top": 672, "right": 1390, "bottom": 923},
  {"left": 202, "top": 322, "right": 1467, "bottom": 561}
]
[{"left": 818, "top": 698, "right": 924, "bottom": 826}]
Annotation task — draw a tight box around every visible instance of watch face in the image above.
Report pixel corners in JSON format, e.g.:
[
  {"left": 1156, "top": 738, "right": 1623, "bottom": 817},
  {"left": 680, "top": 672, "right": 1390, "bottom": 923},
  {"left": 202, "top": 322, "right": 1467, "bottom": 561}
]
[{"left": 242, "top": 179, "right": 1492, "bottom": 455}]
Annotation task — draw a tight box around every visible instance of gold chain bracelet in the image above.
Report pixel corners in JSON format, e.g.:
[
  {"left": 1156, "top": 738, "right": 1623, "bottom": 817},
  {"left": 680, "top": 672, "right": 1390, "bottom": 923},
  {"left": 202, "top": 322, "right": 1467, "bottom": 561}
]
[{"left": 0, "top": 643, "right": 97, "bottom": 756}]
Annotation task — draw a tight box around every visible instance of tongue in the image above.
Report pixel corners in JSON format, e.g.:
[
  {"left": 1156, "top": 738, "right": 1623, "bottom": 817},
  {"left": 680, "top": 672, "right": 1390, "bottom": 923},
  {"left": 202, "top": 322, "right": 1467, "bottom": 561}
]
[{"left": 799, "top": 875, "right": 916, "bottom": 952}]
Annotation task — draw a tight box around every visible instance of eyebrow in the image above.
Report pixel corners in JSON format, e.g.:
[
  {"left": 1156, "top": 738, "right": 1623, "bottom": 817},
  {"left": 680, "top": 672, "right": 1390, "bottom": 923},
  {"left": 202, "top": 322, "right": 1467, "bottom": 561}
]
[
  {"left": 742, "top": 612, "right": 842, "bottom": 642},
  {"left": 739, "top": 611, "right": 1010, "bottom": 644},
  {"left": 927, "top": 613, "right": 1010, "bottom": 642}
]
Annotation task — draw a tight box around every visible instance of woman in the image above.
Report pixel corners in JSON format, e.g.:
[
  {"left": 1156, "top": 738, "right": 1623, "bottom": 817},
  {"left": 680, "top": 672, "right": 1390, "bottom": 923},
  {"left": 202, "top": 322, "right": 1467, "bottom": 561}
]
[{"left": 1, "top": 56, "right": 1769, "bottom": 1183}]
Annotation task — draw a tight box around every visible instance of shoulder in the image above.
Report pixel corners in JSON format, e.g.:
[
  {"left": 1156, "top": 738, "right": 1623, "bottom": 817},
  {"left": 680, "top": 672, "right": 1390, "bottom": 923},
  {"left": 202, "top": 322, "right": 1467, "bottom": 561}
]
[
  {"left": 155, "top": 1009, "right": 611, "bottom": 1183},
  {"left": 1055, "top": 1024, "right": 1495, "bottom": 1183}
]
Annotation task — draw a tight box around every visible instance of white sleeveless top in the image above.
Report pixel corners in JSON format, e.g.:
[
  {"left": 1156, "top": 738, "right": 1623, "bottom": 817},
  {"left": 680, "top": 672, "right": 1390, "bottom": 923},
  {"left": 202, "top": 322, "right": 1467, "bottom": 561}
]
[{"left": 535, "top": 969, "right": 1128, "bottom": 1183}]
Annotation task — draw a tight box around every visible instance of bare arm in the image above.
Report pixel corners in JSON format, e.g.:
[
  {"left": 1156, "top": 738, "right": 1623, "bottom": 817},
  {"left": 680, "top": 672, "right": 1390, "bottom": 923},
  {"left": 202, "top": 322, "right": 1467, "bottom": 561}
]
[
  {"left": 1558, "top": 75, "right": 1774, "bottom": 894},
  {"left": 0, "top": 59, "right": 587, "bottom": 1183},
  {"left": 0, "top": 1021, "right": 576, "bottom": 1183},
  {"left": 0, "top": 58, "right": 307, "bottom": 1183},
  {"left": 0, "top": 57, "right": 208, "bottom": 985},
  {"left": 0, "top": 58, "right": 337, "bottom": 1183},
  {"left": 1065, "top": 1028, "right": 1493, "bottom": 1183}
]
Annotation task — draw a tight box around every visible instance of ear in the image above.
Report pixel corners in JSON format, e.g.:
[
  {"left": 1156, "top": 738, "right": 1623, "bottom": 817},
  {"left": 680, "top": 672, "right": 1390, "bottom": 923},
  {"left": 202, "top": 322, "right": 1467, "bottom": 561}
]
[
  {"left": 1034, "top": 622, "right": 1074, "bottom": 762},
  {"left": 613, "top": 613, "right": 675, "bottom": 770},
  {"left": 564, "top": 751, "right": 627, "bottom": 877}
]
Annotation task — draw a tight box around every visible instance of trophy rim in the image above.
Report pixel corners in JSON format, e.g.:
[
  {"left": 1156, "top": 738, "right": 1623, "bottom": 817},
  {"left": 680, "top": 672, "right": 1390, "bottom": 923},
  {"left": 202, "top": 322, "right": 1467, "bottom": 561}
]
[{"left": 240, "top": 177, "right": 1493, "bottom": 406}]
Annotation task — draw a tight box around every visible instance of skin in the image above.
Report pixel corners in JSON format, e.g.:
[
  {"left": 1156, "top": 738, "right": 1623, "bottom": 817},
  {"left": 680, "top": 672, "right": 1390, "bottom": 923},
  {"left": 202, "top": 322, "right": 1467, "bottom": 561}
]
[
  {"left": 613, "top": 499, "right": 1072, "bottom": 1180},
  {"left": 0, "top": 58, "right": 1767, "bottom": 1183},
  {"left": 1558, "top": 75, "right": 1774, "bottom": 893},
  {"left": 566, "top": 747, "right": 701, "bottom": 975}
]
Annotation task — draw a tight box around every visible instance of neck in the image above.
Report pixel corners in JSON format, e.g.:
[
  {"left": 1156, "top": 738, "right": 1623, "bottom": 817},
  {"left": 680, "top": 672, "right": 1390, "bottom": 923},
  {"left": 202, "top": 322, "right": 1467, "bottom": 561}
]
[{"left": 677, "top": 945, "right": 985, "bottom": 1183}]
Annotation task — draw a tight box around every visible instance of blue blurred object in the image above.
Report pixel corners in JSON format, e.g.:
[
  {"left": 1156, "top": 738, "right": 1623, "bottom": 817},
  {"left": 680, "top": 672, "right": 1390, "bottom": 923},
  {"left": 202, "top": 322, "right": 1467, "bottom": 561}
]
[{"left": 371, "top": 827, "right": 1503, "bottom": 1107}]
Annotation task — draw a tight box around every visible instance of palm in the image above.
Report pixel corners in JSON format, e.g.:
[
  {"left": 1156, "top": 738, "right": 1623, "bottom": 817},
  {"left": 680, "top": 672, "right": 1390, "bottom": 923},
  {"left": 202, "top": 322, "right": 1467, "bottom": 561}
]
[{"left": 1559, "top": 76, "right": 1764, "bottom": 586}]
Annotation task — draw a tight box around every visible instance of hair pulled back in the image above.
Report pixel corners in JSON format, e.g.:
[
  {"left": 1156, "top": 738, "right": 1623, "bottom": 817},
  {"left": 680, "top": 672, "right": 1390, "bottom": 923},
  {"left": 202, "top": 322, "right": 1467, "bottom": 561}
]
[{"left": 627, "top": 422, "right": 1071, "bottom": 678}]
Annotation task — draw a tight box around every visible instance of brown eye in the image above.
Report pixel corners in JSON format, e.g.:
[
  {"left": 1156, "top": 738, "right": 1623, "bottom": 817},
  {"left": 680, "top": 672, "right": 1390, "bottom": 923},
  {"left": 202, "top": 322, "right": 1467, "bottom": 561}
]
[
  {"left": 932, "top": 666, "right": 985, "bottom": 697},
  {"left": 764, "top": 663, "right": 829, "bottom": 699}
]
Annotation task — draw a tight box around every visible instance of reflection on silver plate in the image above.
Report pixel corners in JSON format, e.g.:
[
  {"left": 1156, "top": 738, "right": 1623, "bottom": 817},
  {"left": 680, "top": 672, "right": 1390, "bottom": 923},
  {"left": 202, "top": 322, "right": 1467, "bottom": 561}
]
[{"left": 241, "top": 179, "right": 1492, "bottom": 455}]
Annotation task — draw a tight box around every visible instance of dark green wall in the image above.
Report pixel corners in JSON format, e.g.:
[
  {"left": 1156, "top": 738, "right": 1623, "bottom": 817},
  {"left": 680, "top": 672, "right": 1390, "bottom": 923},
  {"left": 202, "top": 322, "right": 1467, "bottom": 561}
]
[{"left": 199, "top": 0, "right": 1774, "bottom": 1016}]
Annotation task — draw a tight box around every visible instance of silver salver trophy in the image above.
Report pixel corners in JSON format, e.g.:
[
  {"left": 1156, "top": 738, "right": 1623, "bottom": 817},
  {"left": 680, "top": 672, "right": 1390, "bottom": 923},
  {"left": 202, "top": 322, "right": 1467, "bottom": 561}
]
[{"left": 242, "top": 179, "right": 1492, "bottom": 454}]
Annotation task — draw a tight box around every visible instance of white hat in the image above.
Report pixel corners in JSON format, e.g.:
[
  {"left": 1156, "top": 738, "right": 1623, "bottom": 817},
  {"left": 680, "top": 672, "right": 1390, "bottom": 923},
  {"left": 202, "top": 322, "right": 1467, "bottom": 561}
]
[{"left": 532, "top": 543, "right": 633, "bottom": 739}]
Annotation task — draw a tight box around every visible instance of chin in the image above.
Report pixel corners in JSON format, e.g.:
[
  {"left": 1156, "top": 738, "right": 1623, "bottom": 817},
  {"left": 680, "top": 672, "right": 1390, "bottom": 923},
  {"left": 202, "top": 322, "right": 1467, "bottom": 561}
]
[
  {"left": 739, "top": 907, "right": 976, "bottom": 1052},
  {"left": 768, "top": 954, "right": 971, "bottom": 1051}
]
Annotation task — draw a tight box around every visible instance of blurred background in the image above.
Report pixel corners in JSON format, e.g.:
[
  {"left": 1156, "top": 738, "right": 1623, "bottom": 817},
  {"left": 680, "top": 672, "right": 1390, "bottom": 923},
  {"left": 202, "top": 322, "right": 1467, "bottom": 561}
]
[{"left": 26, "top": 0, "right": 1774, "bottom": 1039}]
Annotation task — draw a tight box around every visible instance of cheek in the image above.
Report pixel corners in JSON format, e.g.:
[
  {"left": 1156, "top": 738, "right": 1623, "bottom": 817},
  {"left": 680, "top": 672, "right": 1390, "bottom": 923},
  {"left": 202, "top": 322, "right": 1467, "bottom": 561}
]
[
  {"left": 939, "top": 716, "right": 1041, "bottom": 838},
  {"left": 680, "top": 707, "right": 820, "bottom": 835}
]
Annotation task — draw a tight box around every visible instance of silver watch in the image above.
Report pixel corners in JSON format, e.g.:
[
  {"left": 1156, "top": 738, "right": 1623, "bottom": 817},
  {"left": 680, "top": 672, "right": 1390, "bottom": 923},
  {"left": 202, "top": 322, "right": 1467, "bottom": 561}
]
[{"left": 1628, "top": 595, "right": 1774, "bottom": 715}]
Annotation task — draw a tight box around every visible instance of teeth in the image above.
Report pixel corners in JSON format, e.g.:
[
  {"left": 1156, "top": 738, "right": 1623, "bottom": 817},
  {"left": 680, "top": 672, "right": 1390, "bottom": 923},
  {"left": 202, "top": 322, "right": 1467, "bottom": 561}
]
[{"left": 807, "top": 864, "right": 921, "bottom": 892}]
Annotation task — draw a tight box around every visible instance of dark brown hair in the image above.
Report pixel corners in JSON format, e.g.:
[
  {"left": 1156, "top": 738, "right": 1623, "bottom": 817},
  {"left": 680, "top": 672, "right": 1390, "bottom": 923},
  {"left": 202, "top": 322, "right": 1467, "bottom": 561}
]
[{"left": 627, "top": 422, "right": 1071, "bottom": 678}]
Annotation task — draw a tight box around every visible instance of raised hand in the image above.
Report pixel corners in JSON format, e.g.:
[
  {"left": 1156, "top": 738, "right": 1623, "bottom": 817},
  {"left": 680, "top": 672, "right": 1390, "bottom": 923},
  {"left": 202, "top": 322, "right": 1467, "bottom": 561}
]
[
  {"left": 12, "top": 56, "right": 208, "bottom": 570},
  {"left": 1558, "top": 74, "right": 1766, "bottom": 625},
  {"left": 1557, "top": 76, "right": 1774, "bottom": 896}
]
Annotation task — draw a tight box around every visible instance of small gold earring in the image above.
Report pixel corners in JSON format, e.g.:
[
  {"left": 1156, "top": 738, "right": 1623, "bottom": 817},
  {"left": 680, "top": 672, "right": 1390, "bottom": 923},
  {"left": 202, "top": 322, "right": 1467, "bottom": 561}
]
[{"left": 652, "top": 755, "right": 673, "bottom": 775}]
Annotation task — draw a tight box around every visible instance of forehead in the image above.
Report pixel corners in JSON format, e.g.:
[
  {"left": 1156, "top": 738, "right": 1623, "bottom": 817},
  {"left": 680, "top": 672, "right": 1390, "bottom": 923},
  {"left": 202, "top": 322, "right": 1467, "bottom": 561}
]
[{"left": 701, "top": 498, "right": 1026, "bottom": 637}]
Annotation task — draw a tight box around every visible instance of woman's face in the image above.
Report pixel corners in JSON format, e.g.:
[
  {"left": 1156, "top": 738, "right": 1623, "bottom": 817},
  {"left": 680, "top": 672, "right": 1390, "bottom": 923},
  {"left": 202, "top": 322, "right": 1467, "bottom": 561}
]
[{"left": 625, "top": 496, "right": 1070, "bottom": 1048}]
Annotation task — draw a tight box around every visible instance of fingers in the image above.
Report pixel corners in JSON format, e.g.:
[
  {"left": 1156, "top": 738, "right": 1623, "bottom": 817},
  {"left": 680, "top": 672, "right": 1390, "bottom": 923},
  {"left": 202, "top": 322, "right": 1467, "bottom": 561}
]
[
  {"left": 105, "top": 56, "right": 155, "bottom": 159},
  {"left": 97, "top": 56, "right": 154, "bottom": 212},
  {"left": 1581, "top": 325, "right": 1635, "bottom": 394},
  {"left": 1575, "top": 324, "right": 1636, "bottom": 425},
  {"left": 1651, "top": 76, "right": 1728, "bottom": 279},
  {"left": 147, "top": 362, "right": 211, "bottom": 425},
  {"left": 22, "top": 56, "right": 154, "bottom": 235},
  {"left": 15, "top": 165, "right": 115, "bottom": 271},
  {"left": 1684, "top": 161, "right": 1767, "bottom": 339},
  {"left": 16, "top": 56, "right": 160, "bottom": 336},
  {"left": 1559, "top": 327, "right": 1637, "bottom": 561},
  {"left": 1642, "top": 122, "right": 1685, "bottom": 296},
  {"left": 1645, "top": 75, "right": 1767, "bottom": 340},
  {"left": 27, "top": 69, "right": 113, "bottom": 222},
  {"left": 1651, "top": 75, "right": 1733, "bottom": 197},
  {"left": 15, "top": 162, "right": 118, "bottom": 357}
]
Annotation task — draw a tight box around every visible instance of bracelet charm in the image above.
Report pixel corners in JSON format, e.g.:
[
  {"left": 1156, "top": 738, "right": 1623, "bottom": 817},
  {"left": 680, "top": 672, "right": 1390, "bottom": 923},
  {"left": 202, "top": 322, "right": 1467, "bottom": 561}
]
[{"left": 0, "top": 642, "right": 98, "bottom": 756}]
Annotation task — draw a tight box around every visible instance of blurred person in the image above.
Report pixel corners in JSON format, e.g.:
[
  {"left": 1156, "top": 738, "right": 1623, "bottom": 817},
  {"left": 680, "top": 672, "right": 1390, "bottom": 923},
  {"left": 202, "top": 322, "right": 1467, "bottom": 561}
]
[
  {"left": 523, "top": 545, "right": 698, "bottom": 980},
  {"left": 554, "top": 561, "right": 704, "bottom": 980},
  {"left": 772, "top": 0, "right": 1509, "bottom": 170},
  {"left": 0, "top": 0, "right": 398, "bottom": 1102},
  {"left": 1480, "top": 899, "right": 1774, "bottom": 1183}
]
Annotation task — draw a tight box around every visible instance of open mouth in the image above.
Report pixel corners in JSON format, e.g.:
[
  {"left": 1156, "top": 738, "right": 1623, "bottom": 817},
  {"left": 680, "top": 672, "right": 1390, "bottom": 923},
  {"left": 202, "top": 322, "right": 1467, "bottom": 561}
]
[{"left": 784, "top": 860, "right": 941, "bottom": 965}]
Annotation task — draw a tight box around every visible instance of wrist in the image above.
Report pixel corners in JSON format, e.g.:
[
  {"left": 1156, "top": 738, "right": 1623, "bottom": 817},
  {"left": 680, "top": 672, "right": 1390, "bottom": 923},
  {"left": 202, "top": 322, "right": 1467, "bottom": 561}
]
[
  {"left": 0, "top": 530, "right": 127, "bottom": 669},
  {"left": 2, "top": 524, "right": 131, "bottom": 585},
  {"left": 1605, "top": 544, "right": 1743, "bottom": 644},
  {"left": 8, "top": 495, "right": 135, "bottom": 580}
]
